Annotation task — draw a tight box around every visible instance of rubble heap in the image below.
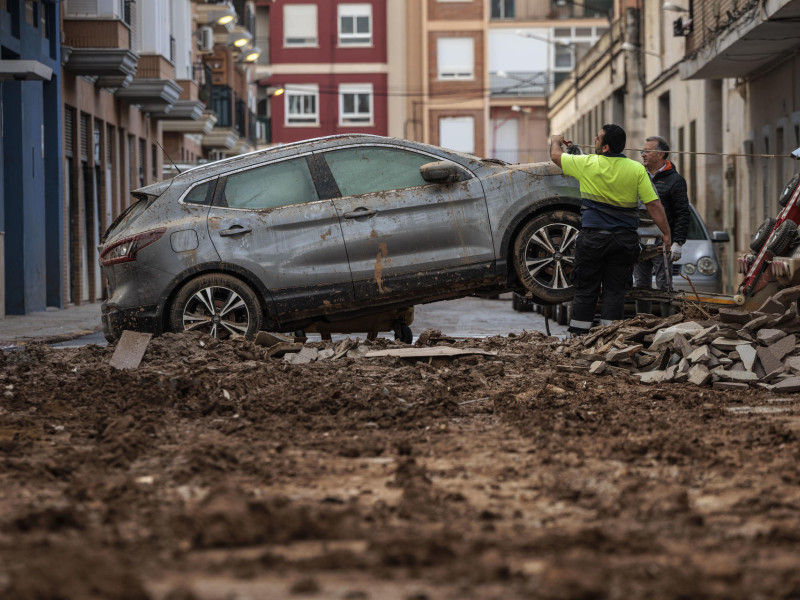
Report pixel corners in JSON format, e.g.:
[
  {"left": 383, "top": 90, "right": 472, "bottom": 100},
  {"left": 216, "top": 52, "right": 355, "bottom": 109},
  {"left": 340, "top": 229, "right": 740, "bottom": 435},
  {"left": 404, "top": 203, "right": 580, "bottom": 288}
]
[{"left": 559, "top": 285, "right": 800, "bottom": 392}]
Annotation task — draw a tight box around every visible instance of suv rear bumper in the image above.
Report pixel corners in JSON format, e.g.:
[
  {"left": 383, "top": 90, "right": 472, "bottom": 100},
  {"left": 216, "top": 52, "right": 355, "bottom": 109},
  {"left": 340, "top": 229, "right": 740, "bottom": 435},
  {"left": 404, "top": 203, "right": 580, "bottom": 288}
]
[{"left": 101, "top": 301, "right": 162, "bottom": 342}]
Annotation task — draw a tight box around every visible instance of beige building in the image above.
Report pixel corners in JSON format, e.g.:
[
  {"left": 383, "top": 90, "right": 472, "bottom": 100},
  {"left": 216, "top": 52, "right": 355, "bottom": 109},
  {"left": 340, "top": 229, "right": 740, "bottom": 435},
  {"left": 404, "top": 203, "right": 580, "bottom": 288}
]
[{"left": 403, "top": 0, "right": 608, "bottom": 159}]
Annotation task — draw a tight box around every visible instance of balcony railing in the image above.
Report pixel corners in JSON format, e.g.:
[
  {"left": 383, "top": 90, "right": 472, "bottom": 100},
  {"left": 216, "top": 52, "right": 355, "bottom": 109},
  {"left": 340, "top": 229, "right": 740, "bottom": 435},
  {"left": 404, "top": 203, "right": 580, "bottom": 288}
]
[
  {"left": 210, "top": 84, "right": 233, "bottom": 128},
  {"left": 490, "top": 71, "right": 549, "bottom": 97},
  {"left": 235, "top": 98, "right": 246, "bottom": 137}
]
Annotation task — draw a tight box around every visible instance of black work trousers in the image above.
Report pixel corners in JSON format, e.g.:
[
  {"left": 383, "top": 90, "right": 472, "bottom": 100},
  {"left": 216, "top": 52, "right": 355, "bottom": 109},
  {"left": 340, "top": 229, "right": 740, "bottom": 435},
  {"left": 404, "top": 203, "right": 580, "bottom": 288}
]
[{"left": 568, "top": 228, "right": 641, "bottom": 334}]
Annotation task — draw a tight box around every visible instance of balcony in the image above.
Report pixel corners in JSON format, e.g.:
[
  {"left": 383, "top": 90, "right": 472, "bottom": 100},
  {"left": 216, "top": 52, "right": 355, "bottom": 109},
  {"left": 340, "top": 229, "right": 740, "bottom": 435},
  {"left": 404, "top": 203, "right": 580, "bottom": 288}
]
[
  {"left": 62, "top": 19, "right": 138, "bottom": 88},
  {"left": 115, "top": 55, "right": 181, "bottom": 113},
  {"left": 152, "top": 80, "right": 206, "bottom": 121},
  {"left": 680, "top": 0, "right": 800, "bottom": 79}
]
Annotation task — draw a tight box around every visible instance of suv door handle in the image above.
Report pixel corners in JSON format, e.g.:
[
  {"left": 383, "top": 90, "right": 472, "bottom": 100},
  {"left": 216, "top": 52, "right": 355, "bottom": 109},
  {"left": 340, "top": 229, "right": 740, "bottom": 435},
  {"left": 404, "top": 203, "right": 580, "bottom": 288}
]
[
  {"left": 219, "top": 226, "right": 253, "bottom": 237},
  {"left": 343, "top": 208, "right": 377, "bottom": 219}
]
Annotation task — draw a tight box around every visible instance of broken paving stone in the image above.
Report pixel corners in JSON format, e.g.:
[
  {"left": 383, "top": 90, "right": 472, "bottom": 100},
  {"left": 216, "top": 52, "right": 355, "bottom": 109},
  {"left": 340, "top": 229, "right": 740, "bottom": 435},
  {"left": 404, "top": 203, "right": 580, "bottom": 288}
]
[
  {"left": 744, "top": 313, "right": 782, "bottom": 332},
  {"left": 589, "top": 360, "right": 606, "bottom": 375},
  {"left": 687, "top": 345, "right": 712, "bottom": 364},
  {"left": 784, "top": 356, "right": 800, "bottom": 374},
  {"left": 298, "top": 347, "right": 320, "bottom": 361},
  {"left": 284, "top": 352, "right": 312, "bottom": 365},
  {"left": 672, "top": 334, "right": 694, "bottom": 359},
  {"left": 772, "top": 376, "right": 800, "bottom": 393},
  {"left": 735, "top": 344, "right": 757, "bottom": 372},
  {"left": 712, "top": 368, "right": 758, "bottom": 383},
  {"left": 757, "top": 328, "right": 787, "bottom": 346},
  {"left": 605, "top": 344, "right": 643, "bottom": 362},
  {"left": 318, "top": 348, "right": 335, "bottom": 360},
  {"left": 689, "top": 325, "right": 720, "bottom": 345},
  {"left": 757, "top": 297, "right": 787, "bottom": 315},
  {"left": 688, "top": 364, "right": 712, "bottom": 386},
  {"left": 718, "top": 307, "right": 752, "bottom": 325},
  {"left": 636, "top": 370, "right": 667, "bottom": 383},
  {"left": 767, "top": 334, "right": 796, "bottom": 362},
  {"left": 710, "top": 337, "right": 743, "bottom": 350},
  {"left": 347, "top": 345, "right": 372, "bottom": 359},
  {"left": 772, "top": 284, "right": 800, "bottom": 308},
  {"left": 266, "top": 342, "right": 303, "bottom": 358}
]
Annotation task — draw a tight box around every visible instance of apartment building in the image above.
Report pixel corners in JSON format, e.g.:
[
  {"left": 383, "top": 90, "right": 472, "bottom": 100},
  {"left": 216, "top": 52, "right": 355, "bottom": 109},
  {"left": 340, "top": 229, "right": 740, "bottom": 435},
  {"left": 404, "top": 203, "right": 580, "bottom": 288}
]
[
  {"left": 0, "top": 0, "right": 61, "bottom": 316},
  {"left": 60, "top": 0, "right": 259, "bottom": 310},
  {"left": 254, "top": 0, "right": 399, "bottom": 146}
]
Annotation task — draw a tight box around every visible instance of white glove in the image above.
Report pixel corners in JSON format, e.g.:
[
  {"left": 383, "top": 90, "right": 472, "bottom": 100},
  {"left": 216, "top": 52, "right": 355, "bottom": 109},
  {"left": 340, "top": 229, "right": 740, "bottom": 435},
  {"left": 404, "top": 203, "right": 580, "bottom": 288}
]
[{"left": 669, "top": 243, "right": 683, "bottom": 262}]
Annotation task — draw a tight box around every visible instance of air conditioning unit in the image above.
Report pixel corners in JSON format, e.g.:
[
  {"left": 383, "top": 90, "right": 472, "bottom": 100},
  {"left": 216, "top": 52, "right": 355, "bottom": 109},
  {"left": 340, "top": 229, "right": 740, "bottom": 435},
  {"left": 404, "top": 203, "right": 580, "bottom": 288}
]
[{"left": 198, "top": 26, "right": 214, "bottom": 52}]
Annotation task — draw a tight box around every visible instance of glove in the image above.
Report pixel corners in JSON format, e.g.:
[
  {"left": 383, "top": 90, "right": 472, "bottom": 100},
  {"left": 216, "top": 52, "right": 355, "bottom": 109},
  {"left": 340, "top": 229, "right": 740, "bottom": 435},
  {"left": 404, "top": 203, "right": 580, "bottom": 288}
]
[{"left": 669, "top": 243, "right": 682, "bottom": 262}]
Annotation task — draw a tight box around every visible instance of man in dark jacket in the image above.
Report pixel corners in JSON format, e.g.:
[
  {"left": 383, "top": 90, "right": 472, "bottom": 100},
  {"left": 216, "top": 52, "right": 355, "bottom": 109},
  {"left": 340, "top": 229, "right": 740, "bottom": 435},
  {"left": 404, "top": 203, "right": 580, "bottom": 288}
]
[{"left": 633, "top": 135, "right": 690, "bottom": 296}]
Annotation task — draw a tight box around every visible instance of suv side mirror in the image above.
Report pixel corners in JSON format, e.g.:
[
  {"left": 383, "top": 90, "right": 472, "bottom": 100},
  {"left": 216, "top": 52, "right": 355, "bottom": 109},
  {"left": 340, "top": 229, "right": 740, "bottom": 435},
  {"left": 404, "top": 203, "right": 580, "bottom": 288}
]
[
  {"left": 420, "top": 161, "right": 463, "bottom": 183},
  {"left": 711, "top": 230, "right": 730, "bottom": 242}
]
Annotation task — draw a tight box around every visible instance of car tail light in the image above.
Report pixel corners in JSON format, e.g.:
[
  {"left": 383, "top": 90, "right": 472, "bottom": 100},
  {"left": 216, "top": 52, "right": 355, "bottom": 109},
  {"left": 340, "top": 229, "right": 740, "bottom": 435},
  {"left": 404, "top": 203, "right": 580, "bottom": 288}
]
[{"left": 99, "top": 228, "right": 166, "bottom": 266}]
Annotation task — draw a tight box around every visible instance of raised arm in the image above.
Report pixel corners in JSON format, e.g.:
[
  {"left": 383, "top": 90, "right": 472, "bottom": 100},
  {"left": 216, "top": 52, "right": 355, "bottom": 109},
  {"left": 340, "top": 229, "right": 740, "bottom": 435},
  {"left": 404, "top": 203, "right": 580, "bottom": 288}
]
[{"left": 550, "top": 134, "right": 565, "bottom": 169}]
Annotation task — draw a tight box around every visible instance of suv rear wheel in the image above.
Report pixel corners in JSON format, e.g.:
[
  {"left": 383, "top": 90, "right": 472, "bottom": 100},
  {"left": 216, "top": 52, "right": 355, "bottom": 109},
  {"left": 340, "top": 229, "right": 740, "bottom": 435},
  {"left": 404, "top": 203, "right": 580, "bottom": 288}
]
[
  {"left": 512, "top": 210, "right": 581, "bottom": 304},
  {"left": 169, "top": 274, "right": 263, "bottom": 340}
]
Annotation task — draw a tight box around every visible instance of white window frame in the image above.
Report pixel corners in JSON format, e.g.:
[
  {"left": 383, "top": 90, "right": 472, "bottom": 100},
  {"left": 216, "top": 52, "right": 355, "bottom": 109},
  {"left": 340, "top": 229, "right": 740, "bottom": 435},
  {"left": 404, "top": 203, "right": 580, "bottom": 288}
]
[
  {"left": 339, "top": 84, "right": 373, "bottom": 126},
  {"left": 284, "top": 4, "right": 318, "bottom": 47},
  {"left": 285, "top": 84, "right": 319, "bottom": 126},
  {"left": 437, "top": 37, "right": 474, "bottom": 80},
  {"left": 338, "top": 3, "right": 372, "bottom": 46}
]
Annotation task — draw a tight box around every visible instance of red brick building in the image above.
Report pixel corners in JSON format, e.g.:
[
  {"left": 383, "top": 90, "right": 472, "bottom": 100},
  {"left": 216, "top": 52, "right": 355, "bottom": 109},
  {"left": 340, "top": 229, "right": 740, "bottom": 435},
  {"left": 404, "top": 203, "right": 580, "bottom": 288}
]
[{"left": 256, "top": 0, "right": 389, "bottom": 144}]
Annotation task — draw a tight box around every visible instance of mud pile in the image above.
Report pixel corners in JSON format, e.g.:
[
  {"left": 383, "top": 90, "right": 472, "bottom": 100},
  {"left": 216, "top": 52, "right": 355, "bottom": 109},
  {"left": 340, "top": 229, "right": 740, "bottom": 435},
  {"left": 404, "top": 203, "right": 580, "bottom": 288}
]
[{"left": 1, "top": 317, "right": 800, "bottom": 599}]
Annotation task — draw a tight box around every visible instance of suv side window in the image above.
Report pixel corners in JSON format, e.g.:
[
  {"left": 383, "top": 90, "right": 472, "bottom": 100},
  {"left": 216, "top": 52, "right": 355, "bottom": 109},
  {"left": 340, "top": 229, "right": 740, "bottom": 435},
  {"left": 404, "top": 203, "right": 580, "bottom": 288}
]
[
  {"left": 183, "top": 181, "right": 214, "bottom": 205},
  {"left": 223, "top": 156, "right": 318, "bottom": 209},
  {"left": 322, "top": 146, "right": 436, "bottom": 197}
]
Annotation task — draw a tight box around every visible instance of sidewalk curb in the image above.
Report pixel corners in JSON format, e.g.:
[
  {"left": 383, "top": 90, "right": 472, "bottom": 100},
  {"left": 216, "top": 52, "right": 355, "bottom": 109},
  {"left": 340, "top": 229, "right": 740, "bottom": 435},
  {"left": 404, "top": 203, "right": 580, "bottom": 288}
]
[{"left": 0, "top": 325, "right": 105, "bottom": 348}]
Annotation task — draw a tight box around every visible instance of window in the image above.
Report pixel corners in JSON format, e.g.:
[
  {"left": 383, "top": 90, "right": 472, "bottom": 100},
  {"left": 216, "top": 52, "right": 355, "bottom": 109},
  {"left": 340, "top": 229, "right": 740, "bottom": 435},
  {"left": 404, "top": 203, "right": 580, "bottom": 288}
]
[
  {"left": 339, "top": 84, "right": 373, "bottom": 125},
  {"left": 555, "top": 44, "right": 573, "bottom": 68},
  {"left": 223, "top": 157, "right": 318, "bottom": 210},
  {"left": 437, "top": 37, "right": 474, "bottom": 80},
  {"left": 490, "top": 0, "right": 515, "bottom": 19},
  {"left": 284, "top": 4, "right": 317, "bottom": 47},
  {"left": 322, "top": 147, "right": 432, "bottom": 196},
  {"left": 338, "top": 4, "right": 371, "bottom": 46},
  {"left": 183, "top": 181, "right": 213, "bottom": 205},
  {"left": 285, "top": 85, "right": 319, "bottom": 125},
  {"left": 439, "top": 117, "right": 475, "bottom": 154}
]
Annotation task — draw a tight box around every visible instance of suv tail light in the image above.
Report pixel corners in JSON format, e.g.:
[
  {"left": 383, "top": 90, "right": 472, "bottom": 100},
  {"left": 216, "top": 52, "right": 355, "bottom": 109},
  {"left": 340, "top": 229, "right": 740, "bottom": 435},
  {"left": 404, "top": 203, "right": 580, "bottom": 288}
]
[{"left": 99, "top": 228, "right": 166, "bottom": 266}]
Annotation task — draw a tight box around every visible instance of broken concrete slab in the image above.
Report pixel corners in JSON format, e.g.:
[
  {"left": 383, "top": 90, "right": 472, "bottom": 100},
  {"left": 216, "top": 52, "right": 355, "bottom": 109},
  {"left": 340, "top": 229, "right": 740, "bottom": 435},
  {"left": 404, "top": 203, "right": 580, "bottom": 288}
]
[
  {"left": 298, "top": 346, "right": 320, "bottom": 361},
  {"left": 589, "top": 360, "right": 606, "bottom": 375},
  {"left": 266, "top": 342, "right": 304, "bottom": 358},
  {"left": 254, "top": 331, "right": 295, "bottom": 348},
  {"left": 757, "top": 328, "right": 787, "bottom": 346},
  {"left": 688, "top": 364, "right": 712, "bottom": 386},
  {"left": 718, "top": 307, "right": 752, "bottom": 325},
  {"left": 784, "top": 356, "right": 800, "bottom": 374},
  {"left": 687, "top": 345, "right": 712, "bottom": 364},
  {"left": 771, "top": 284, "right": 800, "bottom": 308},
  {"left": 736, "top": 344, "right": 757, "bottom": 371},
  {"left": 284, "top": 352, "right": 312, "bottom": 365},
  {"left": 712, "top": 368, "right": 758, "bottom": 382},
  {"left": 605, "top": 344, "right": 643, "bottom": 362},
  {"left": 710, "top": 337, "right": 743, "bottom": 350},
  {"left": 767, "top": 334, "right": 796, "bottom": 362},
  {"left": 672, "top": 334, "right": 694, "bottom": 359},
  {"left": 757, "top": 297, "right": 787, "bottom": 315},
  {"left": 636, "top": 370, "right": 667, "bottom": 383},
  {"left": 772, "top": 376, "right": 800, "bottom": 393}
]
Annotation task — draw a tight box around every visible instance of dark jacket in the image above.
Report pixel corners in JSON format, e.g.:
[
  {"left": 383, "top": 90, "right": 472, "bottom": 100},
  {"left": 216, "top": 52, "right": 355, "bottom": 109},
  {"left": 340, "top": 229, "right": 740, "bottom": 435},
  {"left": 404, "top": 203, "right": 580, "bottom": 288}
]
[{"left": 651, "top": 161, "right": 690, "bottom": 245}]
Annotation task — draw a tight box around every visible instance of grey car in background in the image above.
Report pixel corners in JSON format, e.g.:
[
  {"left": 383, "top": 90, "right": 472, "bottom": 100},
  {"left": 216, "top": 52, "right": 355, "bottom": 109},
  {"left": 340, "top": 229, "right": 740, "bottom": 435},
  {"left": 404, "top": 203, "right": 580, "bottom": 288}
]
[
  {"left": 637, "top": 204, "right": 729, "bottom": 294},
  {"left": 99, "top": 134, "right": 587, "bottom": 342}
]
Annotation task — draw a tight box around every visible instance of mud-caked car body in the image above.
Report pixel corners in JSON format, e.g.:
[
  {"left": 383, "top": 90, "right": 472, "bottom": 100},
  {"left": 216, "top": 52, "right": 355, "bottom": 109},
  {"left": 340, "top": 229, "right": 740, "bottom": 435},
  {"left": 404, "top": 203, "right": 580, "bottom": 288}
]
[{"left": 99, "top": 134, "right": 584, "bottom": 342}]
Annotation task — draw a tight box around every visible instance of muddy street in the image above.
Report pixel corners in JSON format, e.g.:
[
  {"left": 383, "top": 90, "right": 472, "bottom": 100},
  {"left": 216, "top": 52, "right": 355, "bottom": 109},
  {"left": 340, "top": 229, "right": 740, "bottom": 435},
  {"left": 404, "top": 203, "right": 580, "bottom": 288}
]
[{"left": 2, "top": 307, "right": 800, "bottom": 599}]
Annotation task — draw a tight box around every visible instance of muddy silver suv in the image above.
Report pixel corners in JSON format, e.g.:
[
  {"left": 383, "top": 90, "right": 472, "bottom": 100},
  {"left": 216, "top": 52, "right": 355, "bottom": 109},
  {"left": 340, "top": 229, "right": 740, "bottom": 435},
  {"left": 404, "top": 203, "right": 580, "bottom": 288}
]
[{"left": 99, "top": 134, "right": 584, "bottom": 342}]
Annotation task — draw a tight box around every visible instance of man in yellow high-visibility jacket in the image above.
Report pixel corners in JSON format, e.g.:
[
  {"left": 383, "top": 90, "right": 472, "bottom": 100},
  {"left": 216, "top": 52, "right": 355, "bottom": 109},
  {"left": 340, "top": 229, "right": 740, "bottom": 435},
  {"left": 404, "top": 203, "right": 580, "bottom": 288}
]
[{"left": 550, "top": 124, "right": 671, "bottom": 336}]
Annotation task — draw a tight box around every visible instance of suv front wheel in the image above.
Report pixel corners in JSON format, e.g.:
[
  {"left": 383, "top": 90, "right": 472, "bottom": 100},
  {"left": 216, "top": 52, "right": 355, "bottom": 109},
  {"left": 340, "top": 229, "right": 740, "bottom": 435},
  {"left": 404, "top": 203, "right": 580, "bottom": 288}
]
[{"left": 512, "top": 210, "right": 581, "bottom": 304}]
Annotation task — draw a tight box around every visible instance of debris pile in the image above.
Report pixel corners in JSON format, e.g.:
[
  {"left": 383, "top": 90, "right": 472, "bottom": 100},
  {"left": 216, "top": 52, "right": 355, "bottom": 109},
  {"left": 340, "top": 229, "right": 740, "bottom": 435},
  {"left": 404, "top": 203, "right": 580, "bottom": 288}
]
[{"left": 559, "top": 285, "right": 800, "bottom": 391}]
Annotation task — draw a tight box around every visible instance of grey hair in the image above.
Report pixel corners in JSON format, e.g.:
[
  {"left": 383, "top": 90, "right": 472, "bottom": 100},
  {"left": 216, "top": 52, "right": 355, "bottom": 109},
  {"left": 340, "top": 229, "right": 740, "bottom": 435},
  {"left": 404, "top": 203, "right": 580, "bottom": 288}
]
[{"left": 645, "top": 135, "right": 670, "bottom": 160}]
